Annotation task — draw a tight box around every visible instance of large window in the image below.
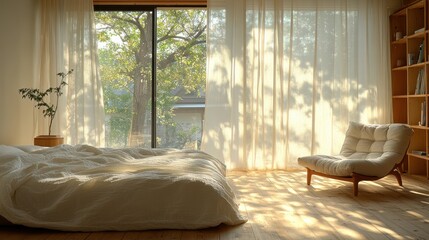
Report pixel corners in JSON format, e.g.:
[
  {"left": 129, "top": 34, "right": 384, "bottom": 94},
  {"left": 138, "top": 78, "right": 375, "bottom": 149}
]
[{"left": 95, "top": 7, "right": 206, "bottom": 149}]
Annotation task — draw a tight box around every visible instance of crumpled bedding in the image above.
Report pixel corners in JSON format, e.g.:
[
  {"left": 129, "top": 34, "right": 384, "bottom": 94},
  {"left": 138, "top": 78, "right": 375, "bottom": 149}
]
[{"left": 0, "top": 144, "right": 246, "bottom": 231}]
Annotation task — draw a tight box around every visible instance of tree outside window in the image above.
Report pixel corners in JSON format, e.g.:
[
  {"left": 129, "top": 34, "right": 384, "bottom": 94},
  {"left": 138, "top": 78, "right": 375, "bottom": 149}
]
[{"left": 95, "top": 8, "right": 206, "bottom": 149}]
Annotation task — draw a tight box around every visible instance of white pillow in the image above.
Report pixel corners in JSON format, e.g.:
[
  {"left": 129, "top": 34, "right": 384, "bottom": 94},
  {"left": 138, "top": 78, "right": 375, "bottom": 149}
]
[
  {"left": 0, "top": 145, "right": 26, "bottom": 157},
  {"left": 14, "top": 145, "right": 45, "bottom": 153}
]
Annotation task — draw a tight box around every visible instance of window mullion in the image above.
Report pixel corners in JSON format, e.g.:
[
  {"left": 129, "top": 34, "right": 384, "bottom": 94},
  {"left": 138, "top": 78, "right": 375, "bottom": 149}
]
[{"left": 151, "top": 8, "right": 157, "bottom": 148}]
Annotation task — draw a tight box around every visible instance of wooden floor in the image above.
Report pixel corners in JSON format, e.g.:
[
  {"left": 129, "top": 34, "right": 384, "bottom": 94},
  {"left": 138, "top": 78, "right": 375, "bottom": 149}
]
[{"left": 1, "top": 170, "right": 429, "bottom": 240}]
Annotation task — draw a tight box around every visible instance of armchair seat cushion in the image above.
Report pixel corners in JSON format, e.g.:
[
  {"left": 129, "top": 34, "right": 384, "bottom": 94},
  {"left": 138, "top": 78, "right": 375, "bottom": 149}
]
[
  {"left": 298, "top": 122, "right": 413, "bottom": 178},
  {"left": 298, "top": 155, "right": 350, "bottom": 176},
  {"left": 298, "top": 153, "right": 403, "bottom": 177}
]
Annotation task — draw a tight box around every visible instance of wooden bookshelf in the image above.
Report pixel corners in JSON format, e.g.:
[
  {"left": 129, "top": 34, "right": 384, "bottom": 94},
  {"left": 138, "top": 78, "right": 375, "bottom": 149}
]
[{"left": 390, "top": 0, "right": 428, "bottom": 179}]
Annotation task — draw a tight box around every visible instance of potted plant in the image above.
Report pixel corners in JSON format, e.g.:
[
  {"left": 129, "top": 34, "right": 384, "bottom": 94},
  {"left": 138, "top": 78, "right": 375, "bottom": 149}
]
[{"left": 19, "top": 69, "right": 73, "bottom": 147}]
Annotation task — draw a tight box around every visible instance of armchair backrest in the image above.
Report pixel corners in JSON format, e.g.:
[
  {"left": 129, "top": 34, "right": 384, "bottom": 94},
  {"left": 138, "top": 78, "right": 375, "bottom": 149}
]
[{"left": 340, "top": 122, "right": 413, "bottom": 165}]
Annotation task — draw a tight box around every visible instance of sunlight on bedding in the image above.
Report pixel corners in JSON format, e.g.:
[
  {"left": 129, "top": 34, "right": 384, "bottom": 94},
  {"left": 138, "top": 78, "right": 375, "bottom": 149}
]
[{"left": 39, "top": 173, "right": 93, "bottom": 184}]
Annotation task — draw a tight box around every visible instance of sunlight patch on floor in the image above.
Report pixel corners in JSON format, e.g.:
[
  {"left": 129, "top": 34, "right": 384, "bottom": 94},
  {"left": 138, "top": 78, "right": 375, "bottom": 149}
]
[{"left": 226, "top": 170, "right": 429, "bottom": 239}]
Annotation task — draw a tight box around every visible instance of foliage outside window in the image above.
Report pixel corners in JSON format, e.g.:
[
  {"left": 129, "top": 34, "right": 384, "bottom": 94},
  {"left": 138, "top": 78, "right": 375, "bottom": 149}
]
[{"left": 95, "top": 8, "right": 206, "bottom": 149}]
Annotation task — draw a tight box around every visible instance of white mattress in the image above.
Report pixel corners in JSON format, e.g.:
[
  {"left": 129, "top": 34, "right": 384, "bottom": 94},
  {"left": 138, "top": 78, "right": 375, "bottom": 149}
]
[{"left": 0, "top": 144, "right": 246, "bottom": 231}]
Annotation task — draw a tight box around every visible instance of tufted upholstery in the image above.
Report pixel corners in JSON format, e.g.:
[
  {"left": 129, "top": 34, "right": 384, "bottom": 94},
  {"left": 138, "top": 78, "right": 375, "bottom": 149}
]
[{"left": 298, "top": 122, "right": 413, "bottom": 178}]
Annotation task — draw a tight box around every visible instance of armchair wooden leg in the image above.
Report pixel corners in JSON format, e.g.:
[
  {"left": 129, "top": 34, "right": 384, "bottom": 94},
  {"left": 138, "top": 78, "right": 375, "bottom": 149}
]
[
  {"left": 391, "top": 168, "right": 403, "bottom": 186},
  {"left": 306, "top": 168, "right": 312, "bottom": 185},
  {"left": 353, "top": 177, "right": 359, "bottom": 197}
]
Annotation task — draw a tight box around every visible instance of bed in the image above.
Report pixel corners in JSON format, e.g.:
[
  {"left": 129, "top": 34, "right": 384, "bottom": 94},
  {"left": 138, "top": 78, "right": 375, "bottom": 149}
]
[{"left": 0, "top": 144, "right": 246, "bottom": 231}]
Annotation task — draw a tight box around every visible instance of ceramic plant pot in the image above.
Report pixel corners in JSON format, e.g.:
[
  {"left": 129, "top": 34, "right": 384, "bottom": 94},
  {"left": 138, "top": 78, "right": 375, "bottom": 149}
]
[{"left": 34, "top": 135, "right": 64, "bottom": 147}]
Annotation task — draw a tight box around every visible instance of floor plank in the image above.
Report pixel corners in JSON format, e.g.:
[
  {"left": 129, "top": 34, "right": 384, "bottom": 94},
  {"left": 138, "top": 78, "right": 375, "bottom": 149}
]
[{"left": 0, "top": 171, "right": 428, "bottom": 240}]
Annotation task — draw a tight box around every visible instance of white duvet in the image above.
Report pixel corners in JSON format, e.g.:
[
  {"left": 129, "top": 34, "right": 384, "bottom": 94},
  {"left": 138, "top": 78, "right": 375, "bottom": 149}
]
[{"left": 0, "top": 144, "right": 246, "bottom": 231}]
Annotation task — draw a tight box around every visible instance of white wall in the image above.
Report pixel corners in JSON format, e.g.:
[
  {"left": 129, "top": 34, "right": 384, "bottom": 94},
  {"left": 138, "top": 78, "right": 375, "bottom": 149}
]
[{"left": 0, "top": 0, "right": 37, "bottom": 145}]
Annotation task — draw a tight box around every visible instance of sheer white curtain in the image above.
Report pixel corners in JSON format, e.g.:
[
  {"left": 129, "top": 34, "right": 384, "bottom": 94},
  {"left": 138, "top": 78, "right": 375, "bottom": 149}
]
[
  {"left": 35, "top": 0, "right": 105, "bottom": 146},
  {"left": 202, "top": 0, "right": 393, "bottom": 170}
]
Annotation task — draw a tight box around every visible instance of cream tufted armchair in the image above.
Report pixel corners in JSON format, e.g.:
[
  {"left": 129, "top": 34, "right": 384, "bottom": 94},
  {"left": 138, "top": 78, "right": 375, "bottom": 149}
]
[{"left": 298, "top": 122, "right": 413, "bottom": 196}]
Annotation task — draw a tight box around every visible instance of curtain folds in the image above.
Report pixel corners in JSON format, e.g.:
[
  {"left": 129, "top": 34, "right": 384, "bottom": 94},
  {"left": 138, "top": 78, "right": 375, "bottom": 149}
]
[
  {"left": 202, "top": 0, "right": 392, "bottom": 170},
  {"left": 36, "top": 0, "right": 105, "bottom": 146}
]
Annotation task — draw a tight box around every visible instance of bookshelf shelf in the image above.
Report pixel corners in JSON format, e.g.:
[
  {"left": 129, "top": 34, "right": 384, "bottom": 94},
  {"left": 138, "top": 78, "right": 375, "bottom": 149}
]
[
  {"left": 409, "top": 123, "right": 429, "bottom": 129},
  {"left": 392, "top": 66, "right": 408, "bottom": 71},
  {"left": 390, "top": 0, "right": 429, "bottom": 179},
  {"left": 409, "top": 62, "right": 426, "bottom": 68},
  {"left": 392, "top": 38, "right": 407, "bottom": 44},
  {"left": 408, "top": 94, "right": 426, "bottom": 98},
  {"left": 408, "top": 153, "right": 429, "bottom": 161},
  {"left": 408, "top": 31, "right": 425, "bottom": 39}
]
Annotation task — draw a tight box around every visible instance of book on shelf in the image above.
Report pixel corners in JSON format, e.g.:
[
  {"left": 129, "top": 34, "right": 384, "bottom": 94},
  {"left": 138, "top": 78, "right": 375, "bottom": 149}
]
[
  {"left": 414, "top": 27, "right": 425, "bottom": 34},
  {"left": 411, "top": 150, "right": 426, "bottom": 156},
  {"left": 415, "top": 69, "right": 425, "bottom": 95},
  {"left": 420, "top": 100, "right": 426, "bottom": 126},
  {"left": 408, "top": 53, "right": 415, "bottom": 65},
  {"left": 417, "top": 42, "right": 424, "bottom": 63}
]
